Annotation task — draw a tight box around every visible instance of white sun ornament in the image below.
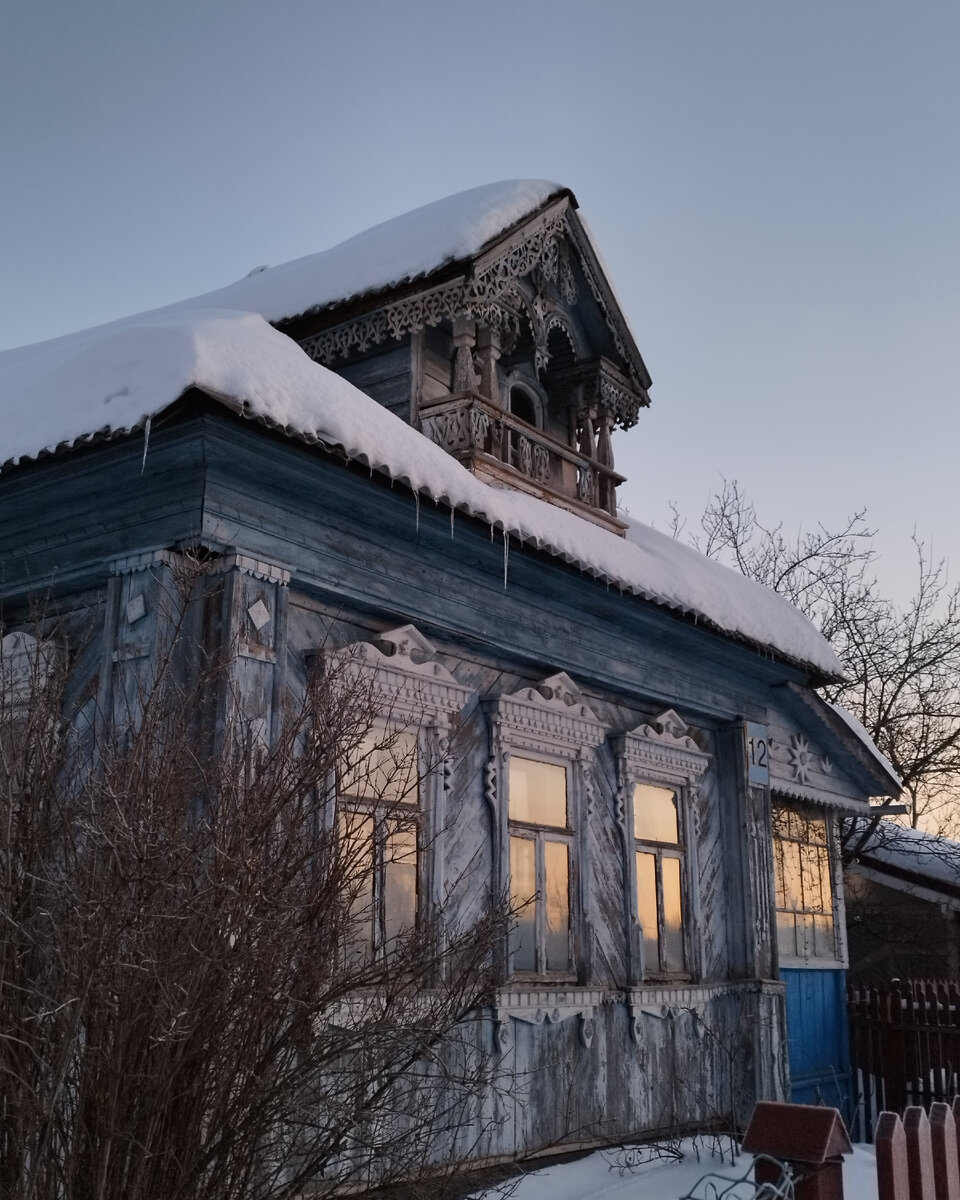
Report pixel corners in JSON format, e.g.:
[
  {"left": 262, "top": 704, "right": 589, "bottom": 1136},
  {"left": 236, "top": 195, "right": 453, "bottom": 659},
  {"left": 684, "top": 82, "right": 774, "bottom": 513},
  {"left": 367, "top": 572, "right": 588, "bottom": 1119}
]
[{"left": 788, "top": 733, "right": 814, "bottom": 785}]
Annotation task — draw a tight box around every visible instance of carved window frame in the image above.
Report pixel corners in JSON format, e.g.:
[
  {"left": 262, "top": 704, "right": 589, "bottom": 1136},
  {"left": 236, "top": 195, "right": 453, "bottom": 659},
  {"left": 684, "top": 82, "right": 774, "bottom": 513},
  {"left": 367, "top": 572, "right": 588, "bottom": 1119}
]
[
  {"left": 330, "top": 625, "right": 472, "bottom": 949},
  {"left": 1, "top": 632, "right": 49, "bottom": 718},
  {"left": 487, "top": 672, "right": 606, "bottom": 985},
  {"left": 771, "top": 798, "right": 844, "bottom": 968},
  {"left": 614, "top": 710, "right": 709, "bottom": 985}
]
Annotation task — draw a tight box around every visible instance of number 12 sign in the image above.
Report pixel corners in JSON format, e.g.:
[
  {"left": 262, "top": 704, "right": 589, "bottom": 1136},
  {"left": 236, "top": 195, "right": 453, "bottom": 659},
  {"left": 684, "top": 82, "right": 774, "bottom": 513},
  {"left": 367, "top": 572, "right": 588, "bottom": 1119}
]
[{"left": 744, "top": 722, "right": 770, "bottom": 786}]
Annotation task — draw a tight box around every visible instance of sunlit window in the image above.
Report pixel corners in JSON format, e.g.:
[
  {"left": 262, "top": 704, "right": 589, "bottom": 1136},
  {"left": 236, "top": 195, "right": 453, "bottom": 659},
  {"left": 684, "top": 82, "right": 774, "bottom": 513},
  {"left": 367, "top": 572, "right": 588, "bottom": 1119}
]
[
  {"left": 339, "top": 727, "right": 420, "bottom": 962},
  {"left": 633, "top": 783, "right": 685, "bottom": 975},
  {"left": 508, "top": 756, "right": 571, "bottom": 975},
  {"left": 772, "top": 804, "right": 836, "bottom": 961}
]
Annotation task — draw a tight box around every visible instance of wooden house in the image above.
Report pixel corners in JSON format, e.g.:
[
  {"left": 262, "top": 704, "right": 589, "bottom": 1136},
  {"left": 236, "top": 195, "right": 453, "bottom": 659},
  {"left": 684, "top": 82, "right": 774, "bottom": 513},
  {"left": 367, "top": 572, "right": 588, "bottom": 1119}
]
[
  {"left": 844, "top": 819, "right": 960, "bottom": 981},
  {"left": 0, "top": 181, "right": 900, "bottom": 1158}
]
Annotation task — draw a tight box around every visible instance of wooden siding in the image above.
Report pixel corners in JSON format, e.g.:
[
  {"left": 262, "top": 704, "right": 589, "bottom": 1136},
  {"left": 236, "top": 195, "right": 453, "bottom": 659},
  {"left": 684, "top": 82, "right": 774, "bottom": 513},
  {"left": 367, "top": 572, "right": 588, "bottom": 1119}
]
[
  {"left": 335, "top": 339, "right": 413, "bottom": 421},
  {"left": 1, "top": 409, "right": 882, "bottom": 1161}
]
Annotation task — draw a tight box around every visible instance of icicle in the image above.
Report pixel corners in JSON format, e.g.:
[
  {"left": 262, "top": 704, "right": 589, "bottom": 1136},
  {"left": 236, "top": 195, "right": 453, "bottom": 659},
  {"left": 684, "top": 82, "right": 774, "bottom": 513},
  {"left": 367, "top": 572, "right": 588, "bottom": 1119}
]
[
  {"left": 450, "top": 507, "right": 455, "bottom": 539},
  {"left": 140, "top": 415, "right": 151, "bottom": 475},
  {"left": 502, "top": 530, "right": 509, "bottom": 590},
  {"left": 489, "top": 522, "right": 494, "bottom": 542},
  {"left": 414, "top": 491, "right": 420, "bottom": 533}
]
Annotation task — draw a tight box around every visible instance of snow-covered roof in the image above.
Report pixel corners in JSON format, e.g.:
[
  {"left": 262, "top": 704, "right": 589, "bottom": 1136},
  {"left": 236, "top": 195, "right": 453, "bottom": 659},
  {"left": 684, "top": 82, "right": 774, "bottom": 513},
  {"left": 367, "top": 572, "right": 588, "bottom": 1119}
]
[
  {"left": 188, "top": 179, "right": 567, "bottom": 324},
  {"left": 0, "top": 301, "right": 842, "bottom": 677},
  {"left": 850, "top": 818, "right": 960, "bottom": 891},
  {"left": 828, "top": 702, "right": 901, "bottom": 785}
]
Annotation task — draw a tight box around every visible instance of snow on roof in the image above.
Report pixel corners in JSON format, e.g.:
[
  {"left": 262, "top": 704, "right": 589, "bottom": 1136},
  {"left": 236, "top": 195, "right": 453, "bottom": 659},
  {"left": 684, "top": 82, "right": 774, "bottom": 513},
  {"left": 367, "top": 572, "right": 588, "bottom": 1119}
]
[
  {"left": 828, "top": 702, "right": 901, "bottom": 785},
  {"left": 185, "top": 179, "right": 566, "bottom": 324},
  {"left": 851, "top": 818, "right": 960, "bottom": 890},
  {"left": 0, "top": 305, "right": 842, "bottom": 677}
]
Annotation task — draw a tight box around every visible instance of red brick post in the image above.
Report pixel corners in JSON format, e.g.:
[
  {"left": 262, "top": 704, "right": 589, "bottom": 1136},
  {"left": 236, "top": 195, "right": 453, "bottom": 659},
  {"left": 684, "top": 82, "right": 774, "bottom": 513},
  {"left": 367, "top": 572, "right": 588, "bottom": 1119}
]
[
  {"left": 876, "top": 1112, "right": 910, "bottom": 1200},
  {"left": 929, "top": 1103, "right": 960, "bottom": 1200},
  {"left": 904, "top": 1106, "right": 936, "bottom": 1200}
]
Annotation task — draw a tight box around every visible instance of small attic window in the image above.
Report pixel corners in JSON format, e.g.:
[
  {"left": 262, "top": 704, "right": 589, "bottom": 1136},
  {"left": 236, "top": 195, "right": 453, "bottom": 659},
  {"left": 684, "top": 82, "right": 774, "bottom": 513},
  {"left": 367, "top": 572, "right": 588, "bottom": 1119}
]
[{"left": 508, "top": 385, "right": 538, "bottom": 428}]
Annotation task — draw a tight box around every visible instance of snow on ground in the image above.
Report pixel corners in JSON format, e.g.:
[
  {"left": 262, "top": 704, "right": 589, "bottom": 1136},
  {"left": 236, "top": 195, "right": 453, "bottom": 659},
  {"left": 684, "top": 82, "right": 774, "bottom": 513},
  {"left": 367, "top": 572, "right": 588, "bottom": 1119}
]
[
  {"left": 0, "top": 307, "right": 841, "bottom": 677},
  {"left": 473, "top": 1139, "right": 879, "bottom": 1200}
]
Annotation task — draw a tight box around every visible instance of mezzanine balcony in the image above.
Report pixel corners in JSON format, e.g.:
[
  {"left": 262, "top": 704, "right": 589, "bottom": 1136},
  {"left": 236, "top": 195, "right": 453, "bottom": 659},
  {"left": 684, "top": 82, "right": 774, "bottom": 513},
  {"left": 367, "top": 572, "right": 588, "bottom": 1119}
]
[{"left": 419, "top": 391, "right": 627, "bottom": 536}]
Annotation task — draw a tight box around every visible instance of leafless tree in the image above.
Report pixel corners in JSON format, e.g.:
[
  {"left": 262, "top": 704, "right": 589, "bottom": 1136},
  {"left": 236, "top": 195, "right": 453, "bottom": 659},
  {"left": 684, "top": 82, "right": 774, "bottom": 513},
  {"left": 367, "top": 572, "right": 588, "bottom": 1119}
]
[
  {"left": 671, "top": 479, "right": 960, "bottom": 832},
  {"left": 0, "top": 568, "right": 509, "bottom": 1200}
]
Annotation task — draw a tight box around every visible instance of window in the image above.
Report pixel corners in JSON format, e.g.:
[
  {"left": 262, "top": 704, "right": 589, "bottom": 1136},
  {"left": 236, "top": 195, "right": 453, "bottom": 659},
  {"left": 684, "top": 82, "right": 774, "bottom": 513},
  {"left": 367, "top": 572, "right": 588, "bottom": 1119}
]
[
  {"left": 329, "top": 624, "right": 471, "bottom": 965},
  {"left": 633, "top": 783, "right": 685, "bottom": 975},
  {"left": 339, "top": 727, "right": 420, "bottom": 962},
  {"left": 508, "top": 385, "right": 538, "bottom": 427},
  {"left": 773, "top": 804, "right": 836, "bottom": 961},
  {"left": 615, "top": 710, "right": 709, "bottom": 984},
  {"left": 508, "top": 756, "right": 571, "bottom": 974},
  {"left": 489, "top": 673, "right": 606, "bottom": 982}
]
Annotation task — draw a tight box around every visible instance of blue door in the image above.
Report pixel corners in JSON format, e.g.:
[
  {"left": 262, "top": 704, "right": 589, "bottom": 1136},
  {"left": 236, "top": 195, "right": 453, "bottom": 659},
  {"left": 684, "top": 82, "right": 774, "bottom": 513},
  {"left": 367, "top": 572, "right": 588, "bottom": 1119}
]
[{"left": 782, "top": 968, "right": 852, "bottom": 1116}]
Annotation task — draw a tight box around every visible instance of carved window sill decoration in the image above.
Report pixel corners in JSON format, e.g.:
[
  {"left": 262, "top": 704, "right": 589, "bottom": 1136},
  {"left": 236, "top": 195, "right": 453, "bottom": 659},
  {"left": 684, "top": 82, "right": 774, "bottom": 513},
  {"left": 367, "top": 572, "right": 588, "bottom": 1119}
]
[{"left": 493, "top": 986, "right": 610, "bottom": 1052}]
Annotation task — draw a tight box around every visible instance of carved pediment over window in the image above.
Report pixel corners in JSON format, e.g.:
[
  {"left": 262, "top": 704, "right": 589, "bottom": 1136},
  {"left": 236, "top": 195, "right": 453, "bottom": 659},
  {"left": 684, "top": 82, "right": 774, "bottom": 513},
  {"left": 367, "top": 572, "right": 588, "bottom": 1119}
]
[
  {"left": 616, "top": 710, "right": 710, "bottom": 785},
  {"left": 492, "top": 671, "right": 605, "bottom": 757},
  {"left": 332, "top": 624, "right": 470, "bottom": 721}
]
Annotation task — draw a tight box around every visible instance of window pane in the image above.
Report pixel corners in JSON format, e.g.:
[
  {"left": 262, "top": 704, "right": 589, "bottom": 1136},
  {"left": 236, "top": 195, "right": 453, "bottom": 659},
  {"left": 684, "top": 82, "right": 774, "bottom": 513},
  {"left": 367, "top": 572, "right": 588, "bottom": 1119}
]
[
  {"left": 510, "top": 836, "right": 537, "bottom": 971},
  {"left": 778, "top": 840, "right": 804, "bottom": 911},
  {"left": 509, "top": 757, "right": 567, "bottom": 827},
  {"left": 777, "top": 910, "right": 798, "bottom": 957},
  {"left": 796, "top": 912, "right": 815, "bottom": 959},
  {"left": 814, "top": 913, "right": 835, "bottom": 958},
  {"left": 633, "top": 784, "right": 679, "bottom": 844},
  {"left": 661, "top": 856, "right": 684, "bottom": 972},
  {"left": 384, "top": 825, "right": 417, "bottom": 947},
  {"left": 341, "top": 728, "right": 419, "bottom": 804},
  {"left": 339, "top": 811, "right": 374, "bottom": 964},
  {"left": 543, "top": 840, "right": 570, "bottom": 971},
  {"left": 636, "top": 851, "right": 659, "bottom": 972}
]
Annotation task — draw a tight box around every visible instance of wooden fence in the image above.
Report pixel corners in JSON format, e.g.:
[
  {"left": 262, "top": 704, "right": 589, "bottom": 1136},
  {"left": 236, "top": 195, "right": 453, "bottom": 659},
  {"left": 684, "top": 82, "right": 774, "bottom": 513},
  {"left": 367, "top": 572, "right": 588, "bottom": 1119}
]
[{"left": 848, "top": 981, "right": 960, "bottom": 1141}]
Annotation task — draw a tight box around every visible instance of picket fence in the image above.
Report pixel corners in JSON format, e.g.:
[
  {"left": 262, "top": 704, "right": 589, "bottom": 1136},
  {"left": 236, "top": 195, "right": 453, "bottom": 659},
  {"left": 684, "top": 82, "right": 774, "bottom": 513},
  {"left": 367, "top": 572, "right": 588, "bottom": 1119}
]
[{"left": 848, "top": 980, "right": 960, "bottom": 1141}]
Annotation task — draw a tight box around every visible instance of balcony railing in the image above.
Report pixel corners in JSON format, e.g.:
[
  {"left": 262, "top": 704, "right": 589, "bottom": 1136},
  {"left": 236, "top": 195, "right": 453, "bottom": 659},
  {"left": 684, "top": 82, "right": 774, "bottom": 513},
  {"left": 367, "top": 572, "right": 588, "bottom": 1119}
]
[{"left": 419, "top": 392, "right": 626, "bottom": 533}]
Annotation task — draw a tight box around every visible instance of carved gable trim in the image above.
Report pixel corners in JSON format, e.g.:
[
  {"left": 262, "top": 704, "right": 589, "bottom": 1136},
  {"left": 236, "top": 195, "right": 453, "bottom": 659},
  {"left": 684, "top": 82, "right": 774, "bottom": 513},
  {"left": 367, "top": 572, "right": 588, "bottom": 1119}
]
[
  {"left": 332, "top": 624, "right": 470, "bottom": 721},
  {"left": 492, "top": 671, "right": 605, "bottom": 756},
  {"left": 298, "top": 201, "right": 649, "bottom": 407},
  {"left": 616, "top": 709, "right": 710, "bottom": 785}
]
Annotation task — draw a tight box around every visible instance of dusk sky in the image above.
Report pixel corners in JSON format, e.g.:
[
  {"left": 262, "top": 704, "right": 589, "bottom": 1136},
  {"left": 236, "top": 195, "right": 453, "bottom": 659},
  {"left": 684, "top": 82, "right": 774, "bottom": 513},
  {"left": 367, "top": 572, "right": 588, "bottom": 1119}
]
[{"left": 2, "top": 0, "right": 957, "bottom": 601}]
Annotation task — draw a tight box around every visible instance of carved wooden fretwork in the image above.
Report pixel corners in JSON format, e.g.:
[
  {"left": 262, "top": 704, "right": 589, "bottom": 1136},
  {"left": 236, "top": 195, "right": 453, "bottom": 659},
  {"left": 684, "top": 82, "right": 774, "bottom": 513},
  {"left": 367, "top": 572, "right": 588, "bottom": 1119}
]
[
  {"left": 332, "top": 624, "right": 471, "bottom": 721},
  {"left": 616, "top": 709, "right": 710, "bottom": 787},
  {"left": 492, "top": 671, "right": 606, "bottom": 758},
  {"left": 419, "top": 391, "right": 626, "bottom": 531},
  {"left": 298, "top": 202, "right": 648, "bottom": 404},
  {"left": 494, "top": 987, "right": 609, "bottom": 1052},
  {"left": 297, "top": 203, "right": 569, "bottom": 368},
  {"left": 580, "top": 359, "right": 643, "bottom": 430}
]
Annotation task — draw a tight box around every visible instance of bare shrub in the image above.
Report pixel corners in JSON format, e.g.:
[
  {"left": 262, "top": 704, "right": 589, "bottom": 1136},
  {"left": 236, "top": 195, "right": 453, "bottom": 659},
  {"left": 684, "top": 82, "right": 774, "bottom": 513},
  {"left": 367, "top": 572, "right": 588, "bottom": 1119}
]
[{"left": 0, "top": 566, "right": 507, "bottom": 1200}]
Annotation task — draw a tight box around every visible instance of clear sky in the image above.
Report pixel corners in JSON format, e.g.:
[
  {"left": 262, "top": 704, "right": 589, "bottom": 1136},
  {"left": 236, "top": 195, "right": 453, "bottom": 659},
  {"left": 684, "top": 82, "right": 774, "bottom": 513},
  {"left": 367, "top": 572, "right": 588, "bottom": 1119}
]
[{"left": 2, "top": 0, "right": 957, "bottom": 600}]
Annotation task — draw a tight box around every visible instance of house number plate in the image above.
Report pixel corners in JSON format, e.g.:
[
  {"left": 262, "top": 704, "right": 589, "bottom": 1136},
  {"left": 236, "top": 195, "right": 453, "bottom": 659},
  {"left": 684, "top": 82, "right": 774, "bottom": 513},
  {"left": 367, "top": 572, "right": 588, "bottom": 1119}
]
[{"left": 744, "top": 721, "right": 770, "bottom": 785}]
